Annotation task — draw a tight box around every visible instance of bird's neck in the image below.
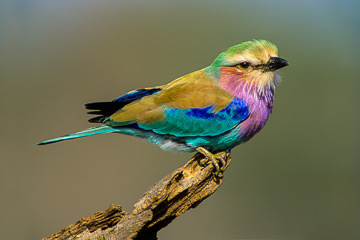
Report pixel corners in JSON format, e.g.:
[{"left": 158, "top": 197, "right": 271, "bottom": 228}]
[
  {"left": 209, "top": 66, "right": 275, "bottom": 107},
  {"left": 209, "top": 66, "right": 275, "bottom": 139},
  {"left": 221, "top": 79, "right": 274, "bottom": 109},
  {"left": 221, "top": 77, "right": 274, "bottom": 121}
]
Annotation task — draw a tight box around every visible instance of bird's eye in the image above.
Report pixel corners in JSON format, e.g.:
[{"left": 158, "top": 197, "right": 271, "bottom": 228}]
[{"left": 236, "top": 62, "right": 251, "bottom": 69}]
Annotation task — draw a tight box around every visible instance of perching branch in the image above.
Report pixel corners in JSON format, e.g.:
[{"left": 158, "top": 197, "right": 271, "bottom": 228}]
[{"left": 43, "top": 151, "right": 231, "bottom": 240}]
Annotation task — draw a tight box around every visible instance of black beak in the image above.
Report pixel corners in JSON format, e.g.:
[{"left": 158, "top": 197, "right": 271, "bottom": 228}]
[{"left": 267, "top": 57, "right": 289, "bottom": 71}]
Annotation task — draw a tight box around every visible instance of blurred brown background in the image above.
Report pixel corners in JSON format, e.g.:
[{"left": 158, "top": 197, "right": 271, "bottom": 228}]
[{"left": 1, "top": 1, "right": 359, "bottom": 239}]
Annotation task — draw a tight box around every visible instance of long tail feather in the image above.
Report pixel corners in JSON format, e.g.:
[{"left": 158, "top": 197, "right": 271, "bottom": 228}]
[{"left": 36, "top": 125, "right": 115, "bottom": 145}]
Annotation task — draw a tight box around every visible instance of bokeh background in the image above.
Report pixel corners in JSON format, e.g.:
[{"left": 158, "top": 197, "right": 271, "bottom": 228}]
[{"left": 1, "top": 1, "right": 359, "bottom": 239}]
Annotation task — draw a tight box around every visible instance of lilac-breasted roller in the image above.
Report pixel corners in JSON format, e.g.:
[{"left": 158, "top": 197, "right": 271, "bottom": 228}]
[{"left": 38, "top": 40, "right": 288, "bottom": 174}]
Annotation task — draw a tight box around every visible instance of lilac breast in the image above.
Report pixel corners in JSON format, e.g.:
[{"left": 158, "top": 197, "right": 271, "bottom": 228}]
[{"left": 222, "top": 81, "right": 274, "bottom": 141}]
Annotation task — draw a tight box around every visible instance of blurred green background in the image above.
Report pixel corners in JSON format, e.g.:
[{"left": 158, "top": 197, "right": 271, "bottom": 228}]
[{"left": 1, "top": 1, "right": 359, "bottom": 239}]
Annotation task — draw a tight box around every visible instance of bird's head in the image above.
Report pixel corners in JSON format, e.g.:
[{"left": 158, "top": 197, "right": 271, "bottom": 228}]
[{"left": 207, "top": 40, "right": 288, "bottom": 97}]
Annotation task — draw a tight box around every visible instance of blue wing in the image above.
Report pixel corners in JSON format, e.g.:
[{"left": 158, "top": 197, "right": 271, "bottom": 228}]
[{"left": 138, "top": 97, "right": 249, "bottom": 137}]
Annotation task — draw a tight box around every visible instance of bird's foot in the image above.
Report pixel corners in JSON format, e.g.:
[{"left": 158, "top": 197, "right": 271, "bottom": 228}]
[{"left": 196, "top": 147, "right": 227, "bottom": 176}]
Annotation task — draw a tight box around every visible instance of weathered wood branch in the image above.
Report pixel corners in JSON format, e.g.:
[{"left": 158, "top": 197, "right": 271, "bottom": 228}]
[{"left": 43, "top": 151, "right": 231, "bottom": 240}]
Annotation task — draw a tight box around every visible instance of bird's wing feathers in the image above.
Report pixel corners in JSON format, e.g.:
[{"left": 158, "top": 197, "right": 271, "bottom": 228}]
[
  {"left": 108, "top": 70, "right": 249, "bottom": 137},
  {"left": 137, "top": 97, "right": 249, "bottom": 137},
  {"left": 85, "top": 88, "right": 161, "bottom": 123}
]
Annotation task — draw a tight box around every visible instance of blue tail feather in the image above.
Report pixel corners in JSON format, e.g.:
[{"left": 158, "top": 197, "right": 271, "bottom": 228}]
[{"left": 36, "top": 125, "right": 115, "bottom": 145}]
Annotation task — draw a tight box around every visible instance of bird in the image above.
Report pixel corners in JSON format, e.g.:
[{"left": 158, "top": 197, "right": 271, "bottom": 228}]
[{"left": 37, "top": 40, "right": 288, "bottom": 174}]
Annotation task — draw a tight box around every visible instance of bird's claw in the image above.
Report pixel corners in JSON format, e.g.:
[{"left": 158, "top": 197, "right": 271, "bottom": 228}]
[
  {"left": 216, "top": 155, "right": 227, "bottom": 171},
  {"left": 196, "top": 147, "right": 227, "bottom": 176}
]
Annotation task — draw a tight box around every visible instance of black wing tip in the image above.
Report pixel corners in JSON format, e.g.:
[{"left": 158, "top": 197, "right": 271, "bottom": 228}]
[
  {"left": 87, "top": 111, "right": 103, "bottom": 115},
  {"left": 84, "top": 102, "right": 120, "bottom": 123},
  {"left": 88, "top": 116, "right": 106, "bottom": 123},
  {"left": 85, "top": 102, "right": 110, "bottom": 110}
]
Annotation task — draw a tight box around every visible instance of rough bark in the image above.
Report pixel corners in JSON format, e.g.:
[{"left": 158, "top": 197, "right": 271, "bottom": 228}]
[{"left": 43, "top": 151, "right": 231, "bottom": 240}]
